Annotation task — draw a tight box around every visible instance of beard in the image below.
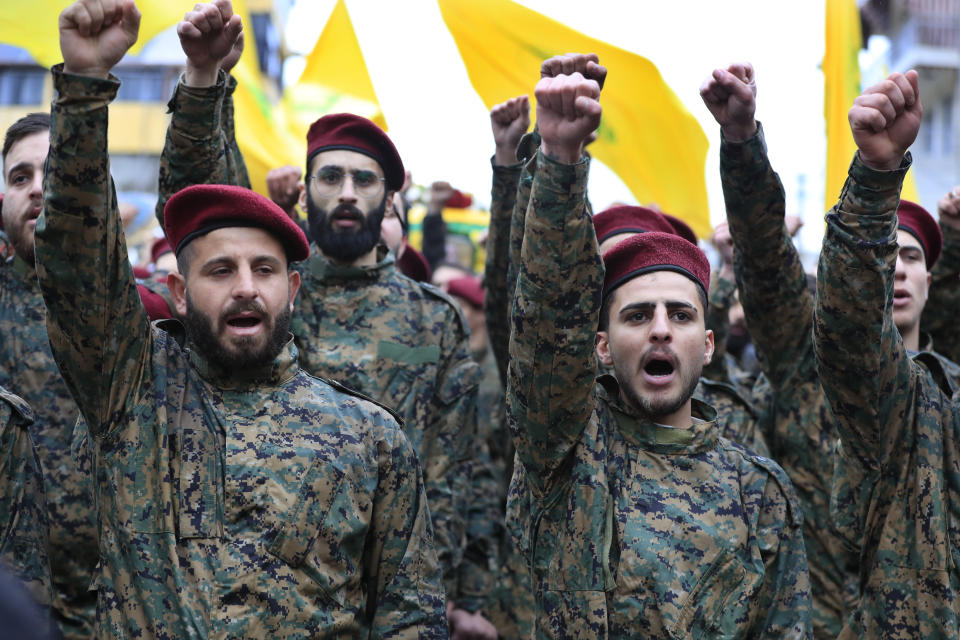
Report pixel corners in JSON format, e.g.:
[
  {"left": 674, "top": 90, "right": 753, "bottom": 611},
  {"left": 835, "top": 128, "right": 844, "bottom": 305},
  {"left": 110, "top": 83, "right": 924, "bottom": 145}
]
[
  {"left": 306, "top": 193, "right": 386, "bottom": 262},
  {"left": 183, "top": 293, "right": 292, "bottom": 372},
  {"left": 613, "top": 347, "right": 703, "bottom": 423}
]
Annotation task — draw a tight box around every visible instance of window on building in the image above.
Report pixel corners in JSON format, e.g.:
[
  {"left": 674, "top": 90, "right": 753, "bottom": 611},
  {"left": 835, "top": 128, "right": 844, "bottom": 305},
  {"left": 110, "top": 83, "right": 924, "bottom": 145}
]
[
  {"left": 114, "top": 68, "right": 172, "bottom": 102},
  {"left": 0, "top": 67, "right": 45, "bottom": 106}
]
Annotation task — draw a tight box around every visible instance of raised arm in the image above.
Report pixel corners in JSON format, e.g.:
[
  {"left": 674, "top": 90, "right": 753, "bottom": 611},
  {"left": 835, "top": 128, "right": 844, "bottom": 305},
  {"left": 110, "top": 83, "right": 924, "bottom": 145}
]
[
  {"left": 485, "top": 95, "right": 529, "bottom": 387},
  {"left": 35, "top": 0, "right": 147, "bottom": 438},
  {"left": 155, "top": 0, "right": 244, "bottom": 228},
  {"left": 922, "top": 189, "right": 960, "bottom": 362},
  {"left": 814, "top": 71, "right": 921, "bottom": 470},
  {"left": 507, "top": 67, "right": 603, "bottom": 497},
  {"left": 701, "top": 63, "right": 813, "bottom": 389}
]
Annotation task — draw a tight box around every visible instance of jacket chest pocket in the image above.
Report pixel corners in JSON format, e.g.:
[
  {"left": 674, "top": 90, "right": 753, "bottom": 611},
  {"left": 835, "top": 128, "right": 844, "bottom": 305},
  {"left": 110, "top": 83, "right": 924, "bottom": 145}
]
[
  {"left": 174, "top": 426, "right": 223, "bottom": 539},
  {"left": 373, "top": 341, "right": 438, "bottom": 427},
  {"left": 267, "top": 459, "right": 359, "bottom": 607}
]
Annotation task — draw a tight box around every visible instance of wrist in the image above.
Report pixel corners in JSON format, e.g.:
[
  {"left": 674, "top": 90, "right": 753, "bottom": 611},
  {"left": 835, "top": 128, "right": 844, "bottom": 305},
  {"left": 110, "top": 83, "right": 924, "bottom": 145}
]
[
  {"left": 493, "top": 148, "right": 517, "bottom": 166},
  {"left": 184, "top": 63, "right": 219, "bottom": 88},
  {"left": 62, "top": 65, "right": 110, "bottom": 80},
  {"left": 720, "top": 120, "right": 758, "bottom": 144},
  {"left": 859, "top": 153, "right": 903, "bottom": 172},
  {"left": 540, "top": 140, "right": 582, "bottom": 165}
]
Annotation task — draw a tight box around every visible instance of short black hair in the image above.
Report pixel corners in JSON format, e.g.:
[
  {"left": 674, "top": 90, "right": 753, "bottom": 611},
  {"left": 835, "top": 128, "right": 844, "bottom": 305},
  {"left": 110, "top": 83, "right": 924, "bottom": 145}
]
[
  {"left": 598, "top": 277, "right": 708, "bottom": 332},
  {"left": 3, "top": 113, "right": 50, "bottom": 164}
]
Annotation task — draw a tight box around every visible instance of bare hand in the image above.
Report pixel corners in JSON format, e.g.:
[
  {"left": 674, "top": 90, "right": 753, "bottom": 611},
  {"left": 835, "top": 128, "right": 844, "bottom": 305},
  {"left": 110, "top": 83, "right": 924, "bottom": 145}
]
[
  {"left": 266, "top": 165, "right": 302, "bottom": 217},
  {"left": 849, "top": 70, "right": 922, "bottom": 171},
  {"left": 541, "top": 53, "right": 607, "bottom": 90},
  {"left": 700, "top": 62, "right": 758, "bottom": 142},
  {"left": 220, "top": 29, "right": 243, "bottom": 73},
  {"left": 178, "top": 0, "right": 243, "bottom": 87},
  {"left": 491, "top": 95, "right": 530, "bottom": 166},
  {"left": 712, "top": 221, "right": 734, "bottom": 267},
  {"left": 784, "top": 214, "right": 804, "bottom": 237},
  {"left": 60, "top": 0, "right": 141, "bottom": 79},
  {"left": 428, "top": 181, "right": 454, "bottom": 213},
  {"left": 937, "top": 185, "right": 960, "bottom": 231},
  {"left": 449, "top": 608, "right": 498, "bottom": 640},
  {"left": 535, "top": 71, "right": 602, "bottom": 164}
]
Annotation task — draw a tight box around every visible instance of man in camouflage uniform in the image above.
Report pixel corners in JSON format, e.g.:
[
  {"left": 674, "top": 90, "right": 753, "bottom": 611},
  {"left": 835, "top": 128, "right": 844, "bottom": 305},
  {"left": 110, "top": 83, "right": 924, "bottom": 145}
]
[
  {"left": 0, "top": 111, "right": 98, "bottom": 638},
  {"left": 36, "top": 1, "right": 445, "bottom": 636},
  {"left": 0, "top": 384, "right": 53, "bottom": 620},
  {"left": 153, "top": 3, "right": 482, "bottom": 626},
  {"left": 701, "top": 62, "right": 960, "bottom": 638},
  {"left": 506, "top": 62, "right": 810, "bottom": 638},
  {"left": 814, "top": 68, "right": 960, "bottom": 638}
]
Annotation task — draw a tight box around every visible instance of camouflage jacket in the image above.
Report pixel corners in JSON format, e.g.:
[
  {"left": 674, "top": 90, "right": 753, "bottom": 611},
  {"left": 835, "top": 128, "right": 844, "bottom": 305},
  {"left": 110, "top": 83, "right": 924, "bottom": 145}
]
[
  {"left": 508, "top": 150, "right": 812, "bottom": 638},
  {"left": 922, "top": 223, "right": 960, "bottom": 363},
  {"left": 36, "top": 67, "right": 446, "bottom": 639},
  {"left": 0, "top": 385, "right": 53, "bottom": 612},
  {"left": 721, "top": 124, "right": 859, "bottom": 638},
  {"left": 0, "top": 254, "right": 98, "bottom": 638},
  {"left": 814, "top": 152, "right": 960, "bottom": 639}
]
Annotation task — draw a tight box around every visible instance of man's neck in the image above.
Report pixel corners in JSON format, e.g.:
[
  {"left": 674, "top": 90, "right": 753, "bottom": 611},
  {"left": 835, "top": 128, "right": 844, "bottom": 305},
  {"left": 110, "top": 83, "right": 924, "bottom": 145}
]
[{"left": 900, "top": 322, "right": 921, "bottom": 352}]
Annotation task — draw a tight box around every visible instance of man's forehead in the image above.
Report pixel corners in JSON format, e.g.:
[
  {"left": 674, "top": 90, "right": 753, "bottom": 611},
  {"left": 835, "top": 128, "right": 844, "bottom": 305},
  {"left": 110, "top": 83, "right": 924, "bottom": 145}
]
[
  {"left": 189, "top": 226, "right": 287, "bottom": 263},
  {"left": 896, "top": 228, "right": 924, "bottom": 251},
  {"left": 310, "top": 149, "right": 383, "bottom": 174},
  {"left": 3, "top": 131, "right": 48, "bottom": 177},
  {"left": 614, "top": 270, "right": 702, "bottom": 309}
]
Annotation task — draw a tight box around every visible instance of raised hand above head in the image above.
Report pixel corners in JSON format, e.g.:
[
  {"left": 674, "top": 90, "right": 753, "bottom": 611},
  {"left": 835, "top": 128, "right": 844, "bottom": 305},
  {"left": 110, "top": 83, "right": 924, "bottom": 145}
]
[
  {"left": 700, "top": 62, "right": 758, "bottom": 142},
  {"left": 535, "top": 69, "right": 602, "bottom": 165},
  {"left": 59, "top": 0, "right": 141, "bottom": 79},
  {"left": 849, "top": 70, "right": 922, "bottom": 171},
  {"left": 178, "top": 0, "right": 243, "bottom": 87},
  {"left": 490, "top": 95, "right": 530, "bottom": 166}
]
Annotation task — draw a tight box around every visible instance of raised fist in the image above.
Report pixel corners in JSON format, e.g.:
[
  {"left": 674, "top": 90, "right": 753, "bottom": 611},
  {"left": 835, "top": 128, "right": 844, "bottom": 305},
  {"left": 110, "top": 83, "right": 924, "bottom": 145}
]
[
  {"left": 60, "top": 0, "right": 141, "bottom": 79},
  {"left": 535, "top": 71, "right": 602, "bottom": 165},
  {"left": 220, "top": 29, "right": 244, "bottom": 74},
  {"left": 266, "top": 165, "right": 303, "bottom": 218},
  {"left": 937, "top": 186, "right": 960, "bottom": 231},
  {"left": 848, "top": 70, "right": 922, "bottom": 171},
  {"left": 700, "top": 62, "right": 758, "bottom": 143},
  {"left": 490, "top": 95, "right": 530, "bottom": 166},
  {"left": 178, "top": 0, "right": 243, "bottom": 86},
  {"left": 541, "top": 53, "right": 607, "bottom": 90}
]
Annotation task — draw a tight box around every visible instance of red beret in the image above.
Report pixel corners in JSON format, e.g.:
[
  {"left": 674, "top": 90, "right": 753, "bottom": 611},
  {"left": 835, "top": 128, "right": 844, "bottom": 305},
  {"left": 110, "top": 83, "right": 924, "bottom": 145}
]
[
  {"left": 661, "top": 213, "right": 698, "bottom": 244},
  {"left": 396, "top": 242, "right": 432, "bottom": 283},
  {"left": 897, "top": 200, "right": 941, "bottom": 269},
  {"left": 602, "top": 231, "right": 710, "bottom": 301},
  {"left": 137, "top": 283, "right": 174, "bottom": 321},
  {"left": 592, "top": 205, "right": 675, "bottom": 244},
  {"left": 447, "top": 275, "right": 484, "bottom": 309},
  {"left": 163, "top": 184, "right": 310, "bottom": 263},
  {"left": 150, "top": 237, "right": 173, "bottom": 264},
  {"left": 445, "top": 190, "right": 473, "bottom": 209},
  {"left": 306, "top": 114, "right": 404, "bottom": 192}
]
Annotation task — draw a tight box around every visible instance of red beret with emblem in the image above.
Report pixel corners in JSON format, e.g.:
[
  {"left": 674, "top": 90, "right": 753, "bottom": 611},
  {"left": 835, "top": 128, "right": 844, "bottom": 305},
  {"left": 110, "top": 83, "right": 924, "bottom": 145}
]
[
  {"left": 897, "top": 200, "right": 941, "bottom": 269},
  {"left": 306, "top": 114, "right": 405, "bottom": 192},
  {"left": 592, "top": 205, "right": 675, "bottom": 244},
  {"left": 163, "top": 184, "right": 309, "bottom": 262},
  {"left": 602, "top": 231, "right": 710, "bottom": 301}
]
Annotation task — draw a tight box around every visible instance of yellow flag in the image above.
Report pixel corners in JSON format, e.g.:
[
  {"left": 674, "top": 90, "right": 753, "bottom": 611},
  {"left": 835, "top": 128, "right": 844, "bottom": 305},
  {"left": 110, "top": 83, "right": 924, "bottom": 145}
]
[
  {"left": 824, "top": 0, "right": 921, "bottom": 208},
  {"left": 438, "top": 0, "right": 710, "bottom": 238},
  {"left": 282, "top": 0, "right": 386, "bottom": 142},
  {"left": 229, "top": 0, "right": 302, "bottom": 195},
  {"left": 0, "top": 1, "right": 196, "bottom": 68}
]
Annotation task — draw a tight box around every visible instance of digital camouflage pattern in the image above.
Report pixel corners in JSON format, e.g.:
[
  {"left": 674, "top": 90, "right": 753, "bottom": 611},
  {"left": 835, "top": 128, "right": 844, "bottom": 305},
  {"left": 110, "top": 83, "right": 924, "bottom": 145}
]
[
  {"left": 508, "top": 149, "right": 812, "bottom": 638},
  {"left": 922, "top": 223, "right": 960, "bottom": 363},
  {"left": 154, "top": 72, "right": 481, "bottom": 601},
  {"left": 0, "top": 253, "right": 98, "bottom": 637},
  {"left": 36, "top": 67, "right": 446, "bottom": 639},
  {"left": 814, "top": 152, "right": 960, "bottom": 639},
  {"left": 721, "top": 124, "right": 860, "bottom": 638},
  {"left": 0, "top": 385, "right": 53, "bottom": 613},
  {"left": 484, "top": 157, "right": 535, "bottom": 638}
]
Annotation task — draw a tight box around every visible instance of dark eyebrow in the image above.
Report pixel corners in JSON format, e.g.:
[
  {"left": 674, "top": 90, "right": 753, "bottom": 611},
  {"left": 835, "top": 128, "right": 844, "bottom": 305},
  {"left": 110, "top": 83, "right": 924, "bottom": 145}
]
[
  {"left": 5, "top": 161, "right": 35, "bottom": 181},
  {"left": 619, "top": 300, "right": 699, "bottom": 316}
]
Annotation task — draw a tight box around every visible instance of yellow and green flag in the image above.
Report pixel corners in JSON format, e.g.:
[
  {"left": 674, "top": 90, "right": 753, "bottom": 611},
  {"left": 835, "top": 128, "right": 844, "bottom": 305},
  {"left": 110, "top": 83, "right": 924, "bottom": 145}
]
[{"left": 438, "top": 0, "right": 710, "bottom": 237}]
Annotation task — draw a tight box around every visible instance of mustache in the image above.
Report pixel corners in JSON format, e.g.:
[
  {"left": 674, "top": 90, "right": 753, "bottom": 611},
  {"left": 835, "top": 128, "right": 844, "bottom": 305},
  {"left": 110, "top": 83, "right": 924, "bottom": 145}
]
[
  {"left": 327, "top": 204, "right": 364, "bottom": 221},
  {"left": 220, "top": 300, "right": 268, "bottom": 320}
]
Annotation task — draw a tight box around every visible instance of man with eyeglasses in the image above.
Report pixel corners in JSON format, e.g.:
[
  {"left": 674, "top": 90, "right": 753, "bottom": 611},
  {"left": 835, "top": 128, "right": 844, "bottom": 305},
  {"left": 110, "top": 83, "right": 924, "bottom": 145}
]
[{"left": 155, "top": 2, "right": 489, "bottom": 634}]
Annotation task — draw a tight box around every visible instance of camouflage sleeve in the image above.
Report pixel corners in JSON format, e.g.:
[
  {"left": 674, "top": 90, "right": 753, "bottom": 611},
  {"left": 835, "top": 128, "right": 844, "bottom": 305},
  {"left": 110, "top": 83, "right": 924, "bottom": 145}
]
[
  {"left": 454, "top": 437, "right": 499, "bottom": 613},
  {"left": 0, "top": 389, "right": 53, "bottom": 612},
  {"left": 430, "top": 312, "right": 483, "bottom": 599},
  {"left": 922, "top": 223, "right": 960, "bottom": 362},
  {"left": 702, "top": 274, "right": 736, "bottom": 381},
  {"left": 746, "top": 462, "right": 813, "bottom": 637},
  {"left": 484, "top": 158, "right": 523, "bottom": 389},
  {"left": 367, "top": 420, "right": 447, "bottom": 637},
  {"left": 35, "top": 67, "right": 152, "bottom": 438},
  {"left": 223, "top": 74, "right": 251, "bottom": 190},
  {"left": 721, "top": 124, "right": 814, "bottom": 389},
  {"left": 813, "top": 152, "right": 913, "bottom": 471},
  {"left": 155, "top": 71, "right": 232, "bottom": 228},
  {"left": 508, "top": 150, "right": 601, "bottom": 497}
]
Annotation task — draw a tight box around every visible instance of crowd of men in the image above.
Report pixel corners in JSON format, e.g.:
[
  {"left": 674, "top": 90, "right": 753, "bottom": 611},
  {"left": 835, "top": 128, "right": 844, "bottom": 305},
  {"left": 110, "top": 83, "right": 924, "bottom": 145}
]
[{"left": 0, "top": 0, "right": 958, "bottom": 638}]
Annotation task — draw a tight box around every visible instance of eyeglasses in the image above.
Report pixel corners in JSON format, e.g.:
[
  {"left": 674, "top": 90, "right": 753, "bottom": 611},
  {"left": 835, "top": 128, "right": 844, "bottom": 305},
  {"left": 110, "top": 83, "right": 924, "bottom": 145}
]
[{"left": 310, "top": 166, "right": 385, "bottom": 198}]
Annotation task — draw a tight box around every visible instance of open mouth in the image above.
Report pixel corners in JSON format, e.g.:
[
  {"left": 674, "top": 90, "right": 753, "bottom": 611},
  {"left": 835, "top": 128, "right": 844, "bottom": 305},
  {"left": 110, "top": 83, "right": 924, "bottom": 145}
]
[
  {"left": 643, "top": 357, "right": 675, "bottom": 377},
  {"left": 893, "top": 289, "right": 910, "bottom": 307},
  {"left": 227, "top": 316, "right": 261, "bottom": 328}
]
